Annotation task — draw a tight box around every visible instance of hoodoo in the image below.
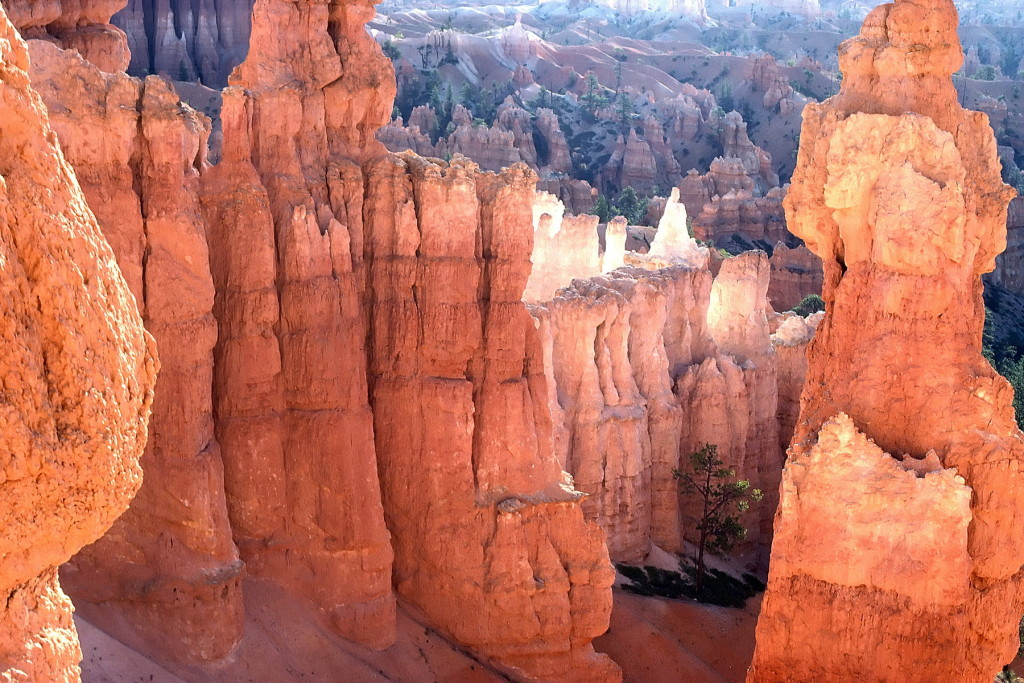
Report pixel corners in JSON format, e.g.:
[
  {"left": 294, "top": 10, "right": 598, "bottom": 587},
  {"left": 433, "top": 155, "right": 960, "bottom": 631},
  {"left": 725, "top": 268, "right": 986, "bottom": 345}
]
[
  {"left": 750, "top": 0, "right": 1024, "bottom": 680},
  {"left": 0, "top": 6, "right": 157, "bottom": 679}
]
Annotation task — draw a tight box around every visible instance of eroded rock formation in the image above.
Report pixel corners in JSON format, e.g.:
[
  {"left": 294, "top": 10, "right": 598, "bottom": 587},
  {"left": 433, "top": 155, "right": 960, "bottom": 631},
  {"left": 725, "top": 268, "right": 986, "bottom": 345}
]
[
  {"left": 4, "top": 0, "right": 130, "bottom": 71},
  {"left": 751, "top": 1, "right": 1024, "bottom": 679},
  {"left": 112, "top": 0, "right": 254, "bottom": 86},
  {"left": 532, "top": 251, "right": 783, "bottom": 564},
  {"left": 0, "top": 8, "right": 156, "bottom": 678},
  {"left": 526, "top": 191, "right": 602, "bottom": 302},
  {"left": 27, "top": 39, "right": 244, "bottom": 663}
]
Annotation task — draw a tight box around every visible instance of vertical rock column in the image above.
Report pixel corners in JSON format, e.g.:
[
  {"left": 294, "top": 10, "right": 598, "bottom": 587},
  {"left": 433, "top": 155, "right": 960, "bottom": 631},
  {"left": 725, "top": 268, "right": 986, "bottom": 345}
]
[
  {"left": 750, "top": 1, "right": 1024, "bottom": 680},
  {"left": 202, "top": 0, "right": 396, "bottom": 647},
  {"left": 0, "top": 8, "right": 156, "bottom": 679},
  {"left": 26, "top": 41, "right": 244, "bottom": 663},
  {"left": 364, "top": 153, "right": 620, "bottom": 681}
]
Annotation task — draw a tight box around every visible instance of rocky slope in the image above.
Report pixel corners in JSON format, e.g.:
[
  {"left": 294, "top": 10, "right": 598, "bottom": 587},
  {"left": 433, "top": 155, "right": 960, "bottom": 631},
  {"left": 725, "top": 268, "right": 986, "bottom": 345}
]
[
  {"left": 750, "top": 0, "right": 1024, "bottom": 679},
  {"left": 0, "top": 6, "right": 157, "bottom": 679}
]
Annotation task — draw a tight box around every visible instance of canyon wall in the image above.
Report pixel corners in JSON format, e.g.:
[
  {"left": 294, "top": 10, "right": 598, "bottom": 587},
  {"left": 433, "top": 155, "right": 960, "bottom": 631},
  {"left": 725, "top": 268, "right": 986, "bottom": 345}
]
[
  {"left": 27, "top": 40, "right": 245, "bottom": 663},
  {"left": 6, "top": 0, "right": 622, "bottom": 678},
  {"left": 112, "top": 0, "right": 253, "bottom": 86},
  {"left": 532, "top": 250, "right": 784, "bottom": 565},
  {"left": 0, "top": 7, "right": 156, "bottom": 679},
  {"left": 751, "top": 0, "right": 1024, "bottom": 679}
]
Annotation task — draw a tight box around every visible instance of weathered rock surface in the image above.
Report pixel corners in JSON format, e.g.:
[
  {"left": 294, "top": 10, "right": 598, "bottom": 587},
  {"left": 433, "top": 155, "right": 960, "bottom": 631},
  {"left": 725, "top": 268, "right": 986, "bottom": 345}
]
[
  {"left": 27, "top": 40, "right": 245, "bottom": 664},
  {"left": 751, "top": 1, "right": 1024, "bottom": 679},
  {"left": 112, "top": 0, "right": 254, "bottom": 86},
  {"left": 0, "top": 8, "right": 156, "bottom": 679},
  {"left": 532, "top": 251, "right": 783, "bottom": 565},
  {"left": 212, "top": 0, "right": 618, "bottom": 678},
  {"left": 366, "top": 154, "right": 619, "bottom": 681},
  {"left": 5, "top": 0, "right": 130, "bottom": 71},
  {"left": 526, "top": 192, "right": 602, "bottom": 302},
  {"left": 767, "top": 242, "right": 822, "bottom": 311},
  {"left": 204, "top": 0, "right": 397, "bottom": 650}
]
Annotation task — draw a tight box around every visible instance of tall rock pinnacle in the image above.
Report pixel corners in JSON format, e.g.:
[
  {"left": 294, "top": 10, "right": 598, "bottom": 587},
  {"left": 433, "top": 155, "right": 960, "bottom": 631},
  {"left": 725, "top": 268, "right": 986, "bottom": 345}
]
[{"left": 749, "top": 0, "right": 1024, "bottom": 680}]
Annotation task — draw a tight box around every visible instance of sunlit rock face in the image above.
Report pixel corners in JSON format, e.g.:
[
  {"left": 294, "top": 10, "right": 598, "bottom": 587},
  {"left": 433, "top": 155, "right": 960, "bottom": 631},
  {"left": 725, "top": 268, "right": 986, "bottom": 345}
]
[
  {"left": 210, "top": 0, "right": 621, "bottom": 678},
  {"left": 531, "top": 250, "right": 784, "bottom": 566},
  {"left": 4, "top": 0, "right": 130, "bottom": 71},
  {"left": 750, "top": 1, "right": 1024, "bottom": 680},
  {"left": 26, "top": 40, "right": 246, "bottom": 664},
  {"left": 0, "top": 6, "right": 156, "bottom": 679},
  {"left": 525, "top": 191, "right": 602, "bottom": 302}
]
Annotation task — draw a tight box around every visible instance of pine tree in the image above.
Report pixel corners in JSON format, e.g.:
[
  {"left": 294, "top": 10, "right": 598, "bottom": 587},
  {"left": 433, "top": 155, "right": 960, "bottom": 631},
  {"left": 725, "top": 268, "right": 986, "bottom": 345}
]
[{"left": 675, "top": 444, "right": 762, "bottom": 597}]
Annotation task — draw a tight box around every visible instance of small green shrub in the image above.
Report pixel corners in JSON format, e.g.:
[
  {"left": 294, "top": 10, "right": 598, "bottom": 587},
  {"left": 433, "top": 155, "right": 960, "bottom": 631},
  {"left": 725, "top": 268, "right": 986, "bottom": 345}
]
[{"left": 791, "top": 293, "right": 825, "bottom": 317}]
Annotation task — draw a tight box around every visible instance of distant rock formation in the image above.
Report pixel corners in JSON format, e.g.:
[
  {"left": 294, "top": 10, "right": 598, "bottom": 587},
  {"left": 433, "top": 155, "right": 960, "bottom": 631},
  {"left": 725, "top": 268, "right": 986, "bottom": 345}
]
[
  {"left": 990, "top": 196, "right": 1024, "bottom": 295},
  {"left": 0, "top": 7, "right": 156, "bottom": 679},
  {"left": 532, "top": 251, "right": 783, "bottom": 565},
  {"left": 751, "top": 1, "right": 1024, "bottom": 679},
  {"left": 112, "top": 0, "right": 254, "bottom": 86},
  {"left": 767, "top": 242, "right": 822, "bottom": 311}
]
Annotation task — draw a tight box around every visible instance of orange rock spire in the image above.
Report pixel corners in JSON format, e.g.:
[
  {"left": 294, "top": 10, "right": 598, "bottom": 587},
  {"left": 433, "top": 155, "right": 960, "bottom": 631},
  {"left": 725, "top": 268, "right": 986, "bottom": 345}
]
[{"left": 750, "top": 0, "right": 1024, "bottom": 680}]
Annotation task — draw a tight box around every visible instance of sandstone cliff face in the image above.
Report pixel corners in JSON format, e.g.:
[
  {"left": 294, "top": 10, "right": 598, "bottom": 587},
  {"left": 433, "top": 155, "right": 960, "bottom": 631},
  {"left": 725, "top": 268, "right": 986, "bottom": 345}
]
[
  {"left": 27, "top": 40, "right": 244, "bottom": 664},
  {"left": 767, "top": 242, "right": 822, "bottom": 311},
  {"left": 751, "top": 1, "right": 1024, "bottom": 679},
  {"left": 365, "top": 154, "right": 619, "bottom": 681},
  {"left": 5, "top": 0, "right": 129, "bottom": 71},
  {"left": 0, "top": 7, "right": 156, "bottom": 679},
  {"left": 532, "top": 252, "right": 783, "bottom": 564},
  {"left": 204, "top": 0, "right": 397, "bottom": 649},
  {"left": 216, "top": 0, "right": 619, "bottom": 678}
]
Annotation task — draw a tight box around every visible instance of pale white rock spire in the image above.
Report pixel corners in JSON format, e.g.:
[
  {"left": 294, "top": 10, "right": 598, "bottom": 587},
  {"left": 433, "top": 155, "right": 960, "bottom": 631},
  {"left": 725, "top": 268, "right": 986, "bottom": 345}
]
[{"left": 648, "top": 188, "right": 708, "bottom": 268}]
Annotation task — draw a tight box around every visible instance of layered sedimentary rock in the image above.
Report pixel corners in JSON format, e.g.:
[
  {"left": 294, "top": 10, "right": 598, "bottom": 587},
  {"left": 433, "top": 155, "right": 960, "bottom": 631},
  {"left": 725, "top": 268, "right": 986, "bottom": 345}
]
[
  {"left": 532, "top": 266, "right": 714, "bottom": 561},
  {"left": 533, "top": 251, "right": 782, "bottom": 563},
  {"left": 212, "top": 0, "right": 618, "bottom": 678},
  {"left": 4, "top": 0, "right": 130, "bottom": 71},
  {"left": 526, "top": 192, "right": 602, "bottom": 302},
  {"left": 111, "top": 0, "right": 254, "bottom": 86},
  {"left": 201, "top": 0, "right": 397, "bottom": 650},
  {"left": 0, "top": 8, "right": 156, "bottom": 679},
  {"left": 767, "top": 242, "right": 822, "bottom": 311},
  {"left": 751, "top": 1, "right": 1024, "bottom": 679},
  {"left": 27, "top": 39, "right": 245, "bottom": 663},
  {"left": 692, "top": 188, "right": 788, "bottom": 251},
  {"left": 366, "top": 154, "right": 619, "bottom": 681}
]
